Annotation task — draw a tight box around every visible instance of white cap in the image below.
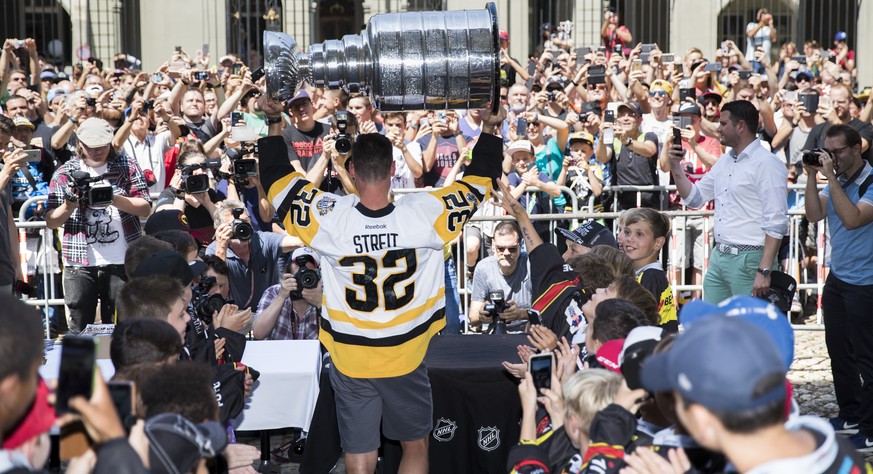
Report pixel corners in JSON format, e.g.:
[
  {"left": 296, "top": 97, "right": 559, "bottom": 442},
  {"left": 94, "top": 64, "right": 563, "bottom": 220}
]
[{"left": 291, "top": 247, "right": 319, "bottom": 266}]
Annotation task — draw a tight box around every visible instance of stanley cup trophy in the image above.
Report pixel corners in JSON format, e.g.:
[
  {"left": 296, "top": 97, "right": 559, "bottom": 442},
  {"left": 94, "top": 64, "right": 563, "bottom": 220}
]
[{"left": 263, "top": 3, "right": 500, "bottom": 113}]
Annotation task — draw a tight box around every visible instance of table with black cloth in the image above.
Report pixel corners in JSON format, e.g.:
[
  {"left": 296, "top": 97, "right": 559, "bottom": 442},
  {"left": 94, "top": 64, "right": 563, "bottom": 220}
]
[{"left": 300, "top": 334, "right": 525, "bottom": 474}]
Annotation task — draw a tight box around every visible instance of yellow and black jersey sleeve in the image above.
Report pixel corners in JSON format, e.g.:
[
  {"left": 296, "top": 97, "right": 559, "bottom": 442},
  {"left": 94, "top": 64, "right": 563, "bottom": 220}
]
[{"left": 267, "top": 172, "right": 325, "bottom": 245}]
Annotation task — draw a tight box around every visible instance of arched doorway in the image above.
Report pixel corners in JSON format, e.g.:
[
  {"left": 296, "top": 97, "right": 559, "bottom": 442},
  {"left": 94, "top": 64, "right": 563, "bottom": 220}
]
[
  {"left": 717, "top": 0, "right": 794, "bottom": 59},
  {"left": 0, "top": 0, "right": 73, "bottom": 68}
]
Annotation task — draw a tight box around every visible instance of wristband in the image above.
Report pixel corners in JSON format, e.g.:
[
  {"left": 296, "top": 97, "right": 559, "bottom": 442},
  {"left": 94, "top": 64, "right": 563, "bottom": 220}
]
[
  {"left": 266, "top": 116, "right": 283, "bottom": 125},
  {"left": 68, "top": 115, "right": 78, "bottom": 124}
]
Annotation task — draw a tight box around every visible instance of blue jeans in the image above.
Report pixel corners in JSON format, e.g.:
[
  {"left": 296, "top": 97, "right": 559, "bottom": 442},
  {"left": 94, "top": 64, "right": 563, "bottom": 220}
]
[
  {"left": 63, "top": 265, "right": 127, "bottom": 333},
  {"left": 443, "top": 258, "right": 461, "bottom": 335}
]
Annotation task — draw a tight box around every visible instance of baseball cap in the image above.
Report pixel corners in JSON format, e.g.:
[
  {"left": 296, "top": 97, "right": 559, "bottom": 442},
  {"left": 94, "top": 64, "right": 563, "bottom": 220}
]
[
  {"left": 39, "top": 70, "right": 57, "bottom": 81},
  {"left": 85, "top": 84, "right": 104, "bottom": 96},
  {"left": 617, "top": 101, "right": 642, "bottom": 116},
  {"left": 76, "top": 118, "right": 115, "bottom": 148},
  {"left": 289, "top": 89, "right": 310, "bottom": 105},
  {"left": 568, "top": 131, "right": 594, "bottom": 146},
  {"left": 763, "top": 271, "right": 797, "bottom": 315},
  {"left": 554, "top": 220, "right": 618, "bottom": 248},
  {"left": 702, "top": 91, "right": 723, "bottom": 105},
  {"left": 618, "top": 326, "right": 665, "bottom": 390},
  {"left": 47, "top": 87, "right": 67, "bottom": 105},
  {"left": 545, "top": 76, "right": 565, "bottom": 90},
  {"left": 145, "top": 413, "right": 227, "bottom": 474},
  {"left": 133, "top": 250, "right": 197, "bottom": 286},
  {"left": 1, "top": 378, "right": 55, "bottom": 449},
  {"left": 498, "top": 29, "right": 509, "bottom": 40},
  {"left": 834, "top": 31, "right": 848, "bottom": 42},
  {"left": 677, "top": 102, "right": 701, "bottom": 116},
  {"left": 641, "top": 316, "right": 787, "bottom": 412},
  {"left": 595, "top": 339, "right": 625, "bottom": 374},
  {"left": 506, "top": 140, "right": 535, "bottom": 160},
  {"left": 792, "top": 70, "right": 813, "bottom": 81},
  {"left": 218, "top": 55, "right": 235, "bottom": 66},
  {"left": 679, "top": 295, "right": 794, "bottom": 371},
  {"left": 12, "top": 116, "right": 34, "bottom": 130},
  {"left": 291, "top": 247, "right": 319, "bottom": 266},
  {"left": 650, "top": 79, "right": 673, "bottom": 97},
  {"left": 144, "top": 210, "right": 191, "bottom": 235}
]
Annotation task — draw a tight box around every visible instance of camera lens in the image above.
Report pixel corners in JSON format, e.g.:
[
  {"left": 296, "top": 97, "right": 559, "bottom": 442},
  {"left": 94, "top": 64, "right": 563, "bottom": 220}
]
[
  {"left": 335, "top": 135, "right": 352, "bottom": 155},
  {"left": 233, "top": 221, "right": 253, "bottom": 241},
  {"left": 299, "top": 269, "right": 319, "bottom": 288}
]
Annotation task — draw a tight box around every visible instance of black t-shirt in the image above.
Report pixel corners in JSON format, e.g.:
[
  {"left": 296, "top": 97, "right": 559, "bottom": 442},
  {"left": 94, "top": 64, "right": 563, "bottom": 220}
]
[
  {"left": 281, "top": 122, "right": 329, "bottom": 171},
  {"left": 185, "top": 117, "right": 219, "bottom": 142},
  {"left": 614, "top": 131, "right": 659, "bottom": 187},
  {"left": 803, "top": 118, "right": 873, "bottom": 165}
]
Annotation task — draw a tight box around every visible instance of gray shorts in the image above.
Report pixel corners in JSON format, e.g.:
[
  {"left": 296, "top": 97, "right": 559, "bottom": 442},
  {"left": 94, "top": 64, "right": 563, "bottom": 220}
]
[
  {"left": 670, "top": 216, "right": 712, "bottom": 271},
  {"left": 329, "top": 361, "right": 433, "bottom": 454}
]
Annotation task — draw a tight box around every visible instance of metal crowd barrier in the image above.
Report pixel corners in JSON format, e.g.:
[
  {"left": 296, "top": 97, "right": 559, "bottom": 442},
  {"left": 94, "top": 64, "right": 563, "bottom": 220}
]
[{"left": 20, "top": 183, "right": 829, "bottom": 339}]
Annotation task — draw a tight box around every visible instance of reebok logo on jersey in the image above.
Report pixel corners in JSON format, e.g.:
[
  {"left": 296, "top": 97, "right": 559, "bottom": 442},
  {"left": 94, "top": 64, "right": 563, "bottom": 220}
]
[{"left": 364, "top": 224, "right": 387, "bottom": 229}]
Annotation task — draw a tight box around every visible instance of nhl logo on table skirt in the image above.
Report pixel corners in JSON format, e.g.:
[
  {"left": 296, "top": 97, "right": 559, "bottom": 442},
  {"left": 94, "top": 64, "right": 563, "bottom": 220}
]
[
  {"left": 432, "top": 418, "right": 457, "bottom": 442},
  {"left": 477, "top": 426, "right": 501, "bottom": 451}
]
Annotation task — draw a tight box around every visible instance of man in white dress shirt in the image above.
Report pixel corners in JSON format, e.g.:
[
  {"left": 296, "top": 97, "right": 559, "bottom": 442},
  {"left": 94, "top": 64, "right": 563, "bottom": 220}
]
[{"left": 665, "top": 100, "right": 788, "bottom": 303}]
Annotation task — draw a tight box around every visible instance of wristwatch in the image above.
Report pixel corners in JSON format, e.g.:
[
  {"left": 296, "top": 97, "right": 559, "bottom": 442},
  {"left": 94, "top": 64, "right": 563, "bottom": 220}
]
[{"left": 757, "top": 268, "right": 772, "bottom": 277}]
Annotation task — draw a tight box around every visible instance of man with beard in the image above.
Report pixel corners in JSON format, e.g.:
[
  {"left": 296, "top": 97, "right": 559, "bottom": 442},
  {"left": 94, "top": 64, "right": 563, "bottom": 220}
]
[{"left": 665, "top": 100, "right": 787, "bottom": 303}]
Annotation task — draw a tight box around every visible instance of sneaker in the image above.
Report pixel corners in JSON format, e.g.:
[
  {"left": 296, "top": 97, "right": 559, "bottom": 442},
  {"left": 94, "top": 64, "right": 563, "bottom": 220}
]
[
  {"left": 848, "top": 432, "right": 873, "bottom": 453},
  {"left": 830, "top": 416, "right": 860, "bottom": 435}
]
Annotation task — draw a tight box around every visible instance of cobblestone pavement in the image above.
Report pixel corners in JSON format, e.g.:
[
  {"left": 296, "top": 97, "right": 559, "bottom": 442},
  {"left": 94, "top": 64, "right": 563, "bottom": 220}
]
[{"left": 244, "top": 326, "right": 851, "bottom": 473}]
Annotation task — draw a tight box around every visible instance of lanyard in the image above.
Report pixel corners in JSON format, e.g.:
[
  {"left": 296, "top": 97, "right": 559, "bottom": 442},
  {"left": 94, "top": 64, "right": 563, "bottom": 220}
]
[{"left": 126, "top": 135, "right": 155, "bottom": 171}]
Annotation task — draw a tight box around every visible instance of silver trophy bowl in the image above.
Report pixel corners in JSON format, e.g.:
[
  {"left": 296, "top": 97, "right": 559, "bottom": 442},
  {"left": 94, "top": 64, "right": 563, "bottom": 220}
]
[{"left": 264, "top": 3, "right": 499, "bottom": 112}]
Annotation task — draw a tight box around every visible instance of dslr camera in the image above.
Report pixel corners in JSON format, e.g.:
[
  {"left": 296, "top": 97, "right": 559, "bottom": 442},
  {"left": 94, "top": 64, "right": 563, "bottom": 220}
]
[
  {"left": 231, "top": 208, "right": 253, "bottom": 241},
  {"left": 288, "top": 255, "right": 320, "bottom": 300},
  {"left": 67, "top": 170, "right": 118, "bottom": 207},
  {"left": 179, "top": 159, "right": 221, "bottom": 194},
  {"left": 191, "top": 276, "right": 228, "bottom": 323},
  {"left": 332, "top": 110, "right": 353, "bottom": 155},
  {"left": 483, "top": 289, "right": 508, "bottom": 335},
  {"left": 232, "top": 142, "right": 258, "bottom": 183},
  {"left": 802, "top": 148, "right": 830, "bottom": 167}
]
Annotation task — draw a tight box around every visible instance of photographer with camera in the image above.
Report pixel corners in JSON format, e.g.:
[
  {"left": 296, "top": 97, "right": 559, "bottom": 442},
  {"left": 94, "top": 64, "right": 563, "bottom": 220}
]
[
  {"left": 45, "top": 117, "right": 151, "bottom": 333},
  {"left": 468, "top": 221, "right": 532, "bottom": 332},
  {"left": 206, "top": 199, "right": 302, "bottom": 310},
  {"left": 156, "top": 149, "right": 224, "bottom": 244},
  {"left": 802, "top": 125, "right": 873, "bottom": 450},
  {"left": 253, "top": 247, "right": 322, "bottom": 340}
]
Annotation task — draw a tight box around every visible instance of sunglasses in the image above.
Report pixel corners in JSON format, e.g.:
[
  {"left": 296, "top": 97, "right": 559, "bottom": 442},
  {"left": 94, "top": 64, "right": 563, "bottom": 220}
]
[
  {"left": 587, "top": 84, "right": 606, "bottom": 91},
  {"left": 495, "top": 245, "right": 519, "bottom": 253},
  {"left": 650, "top": 90, "right": 669, "bottom": 97},
  {"left": 500, "top": 95, "right": 508, "bottom": 100},
  {"left": 527, "top": 121, "right": 541, "bottom": 127}
]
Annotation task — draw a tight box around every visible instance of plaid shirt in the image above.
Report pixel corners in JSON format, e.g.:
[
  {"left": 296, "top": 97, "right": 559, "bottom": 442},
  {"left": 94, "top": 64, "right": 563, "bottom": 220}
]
[
  {"left": 255, "top": 284, "right": 320, "bottom": 340},
  {"left": 47, "top": 152, "right": 151, "bottom": 266}
]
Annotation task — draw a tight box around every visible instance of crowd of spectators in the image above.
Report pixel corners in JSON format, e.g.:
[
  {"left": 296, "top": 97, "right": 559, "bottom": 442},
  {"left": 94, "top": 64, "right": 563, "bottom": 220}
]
[{"left": 0, "top": 5, "right": 872, "bottom": 472}]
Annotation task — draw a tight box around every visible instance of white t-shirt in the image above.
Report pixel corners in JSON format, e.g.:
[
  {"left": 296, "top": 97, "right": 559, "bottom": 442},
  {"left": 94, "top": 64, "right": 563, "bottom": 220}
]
[
  {"left": 641, "top": 113, "right": 672, "bottom": 186},
  {"left": 79, "top": 163, "right": 127, "bottom": 266},
  {"left": 122, "top": 130, "right": 172, "bottom": 195},
  {"left": 390, "top": 140, "right": 423, "bottom": 190},
  {"left": 745, "top": 22, "right": 773, "bottom": 60}
]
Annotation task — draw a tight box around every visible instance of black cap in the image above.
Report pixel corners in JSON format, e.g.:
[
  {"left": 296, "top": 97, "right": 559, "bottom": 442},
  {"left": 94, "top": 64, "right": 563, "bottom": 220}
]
[
  {"left": 133, "top": 250, "right": 203, "bottom": 285},
  {"left": 144, "top": 210, "right": 191, "bottom": 235},
  {"left": 554, "top": 220, "right": 618, "bottom": 248}
]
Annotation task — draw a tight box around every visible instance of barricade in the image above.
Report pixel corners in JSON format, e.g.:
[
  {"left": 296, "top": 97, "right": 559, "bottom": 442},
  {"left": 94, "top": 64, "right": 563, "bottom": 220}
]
[{"left": 18, "top": 184, "right": 828, "bottom": 338}]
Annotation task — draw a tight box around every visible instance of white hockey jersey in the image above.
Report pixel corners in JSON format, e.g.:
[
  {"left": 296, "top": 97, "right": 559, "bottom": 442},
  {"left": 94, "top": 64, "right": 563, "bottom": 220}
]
[{"left": 269, "top": 172, "right": 492, "bottom": 378}]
